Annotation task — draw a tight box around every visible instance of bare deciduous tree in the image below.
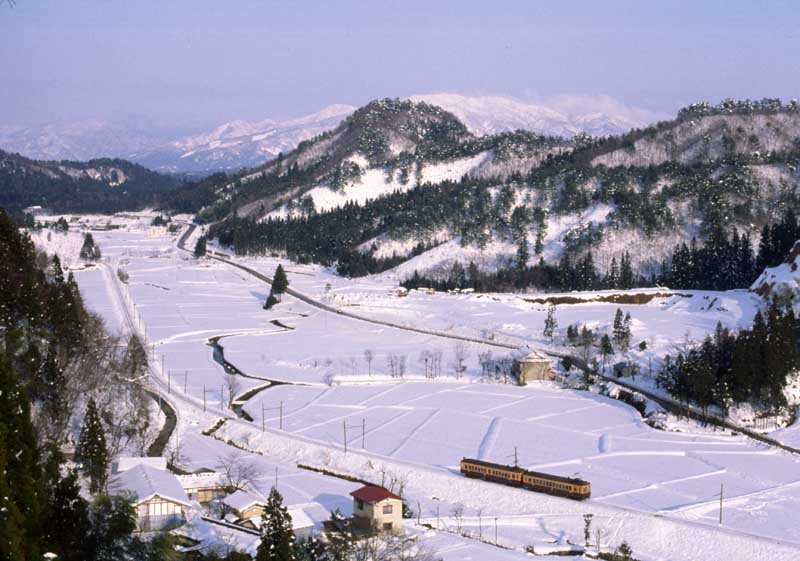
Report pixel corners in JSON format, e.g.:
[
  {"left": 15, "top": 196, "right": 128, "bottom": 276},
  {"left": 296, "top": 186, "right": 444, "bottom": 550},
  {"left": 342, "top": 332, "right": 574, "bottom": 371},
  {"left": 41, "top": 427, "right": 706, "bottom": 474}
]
[
  {"left": 224, "top": 372, "right": 241, "bottom": 406},
  {"left": 419, "top": 350, "right": 432, "bottom": 378},
  {"left": 452, "top": 342, "right": 469, "bottom": 379},
  {"left": 216, "top": 451, "right": 259, "bottom": 492},
  {"left": 364, "top": 349, "right": 374, "bottom": 376}
]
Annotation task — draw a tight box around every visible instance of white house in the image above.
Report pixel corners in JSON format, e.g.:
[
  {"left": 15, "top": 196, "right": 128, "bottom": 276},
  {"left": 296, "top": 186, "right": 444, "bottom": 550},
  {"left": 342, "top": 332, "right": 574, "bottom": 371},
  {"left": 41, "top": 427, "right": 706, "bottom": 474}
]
[
  {"left": 109, "top": 464, "right": 191, "bottom": 532},
  {"left": 350, "top": 485, "right": 403, "bottom": 533}
]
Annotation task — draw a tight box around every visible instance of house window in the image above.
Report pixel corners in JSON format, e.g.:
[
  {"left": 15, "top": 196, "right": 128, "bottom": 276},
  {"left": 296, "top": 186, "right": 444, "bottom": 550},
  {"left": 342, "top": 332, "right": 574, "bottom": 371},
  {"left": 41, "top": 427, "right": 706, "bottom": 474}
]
[
  {"left": 382, "top": 504, "right": 393, "bottom": 515},
  {"left": 356, "top": 499, "right": 364, "bottom": 510},
  {"left": 383, "top": 522, "right": 393, "bottom": 531}
]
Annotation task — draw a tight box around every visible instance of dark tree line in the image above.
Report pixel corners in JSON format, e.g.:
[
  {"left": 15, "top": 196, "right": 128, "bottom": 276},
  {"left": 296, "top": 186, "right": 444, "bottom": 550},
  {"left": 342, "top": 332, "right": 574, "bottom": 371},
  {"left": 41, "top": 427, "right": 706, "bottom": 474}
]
[
  {"left": 0, "top": 150, "right": 182, "bottom": 214},
  {"left": 756, "top": 210, "right": 800, "bottom": 270},
  {"left": 402, "top": 251, "right": 645, "bottom": 293},
  {"left": 660, "top": 228, "right": 757, "bottom": 291},
  {"left": 657, "top": 306, "right": 799, "bottom": 414}
]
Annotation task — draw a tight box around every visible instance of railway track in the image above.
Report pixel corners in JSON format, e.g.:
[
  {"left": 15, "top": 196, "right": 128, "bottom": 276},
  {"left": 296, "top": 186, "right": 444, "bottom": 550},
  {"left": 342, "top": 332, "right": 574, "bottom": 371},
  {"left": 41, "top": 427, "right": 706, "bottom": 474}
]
[
  {"left": 187, "top": 224, "right": 800, "bottom": 457},
  {"left": 92, "top": 223, "right": 800, "bottom": 559}
]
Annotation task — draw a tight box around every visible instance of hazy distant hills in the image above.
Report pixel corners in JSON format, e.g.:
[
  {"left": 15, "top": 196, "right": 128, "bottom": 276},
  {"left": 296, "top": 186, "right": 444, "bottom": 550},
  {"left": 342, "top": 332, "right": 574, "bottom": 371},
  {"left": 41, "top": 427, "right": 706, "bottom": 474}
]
[{"left": 0, "top": 94, "right": 664, "bottom": 175}]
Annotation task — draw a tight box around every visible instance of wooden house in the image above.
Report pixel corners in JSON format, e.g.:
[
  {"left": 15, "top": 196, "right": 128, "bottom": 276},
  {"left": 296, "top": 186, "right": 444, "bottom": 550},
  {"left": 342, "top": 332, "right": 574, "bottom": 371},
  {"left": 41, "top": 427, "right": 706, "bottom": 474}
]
[{"left": 350, "top": 485, "right": 403, "bottom": 533}]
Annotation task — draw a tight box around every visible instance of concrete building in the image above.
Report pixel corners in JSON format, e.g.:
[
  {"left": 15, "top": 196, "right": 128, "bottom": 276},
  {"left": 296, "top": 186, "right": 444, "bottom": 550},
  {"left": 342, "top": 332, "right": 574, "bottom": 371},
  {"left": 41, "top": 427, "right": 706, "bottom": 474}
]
[
  {"left": 109, "top": 464, "right": 191, "bottom": 532},
  {"left": 350, "top": 485, "right": 403, "bottom": 533},
  {"left": 515, "top": 352, "right": 554, "bottom": 384}
]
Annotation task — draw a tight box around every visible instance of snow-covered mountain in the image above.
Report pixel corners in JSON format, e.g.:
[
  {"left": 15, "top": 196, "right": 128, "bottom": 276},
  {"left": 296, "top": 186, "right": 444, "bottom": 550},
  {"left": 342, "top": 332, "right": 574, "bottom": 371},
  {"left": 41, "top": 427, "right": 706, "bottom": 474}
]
[
  {"left": 131, "top": 104, "right": 357, "bottom": 174},
  {"left": 409, "top": 93, "right": 667, "bottom": 137},
  {"left": 0, "top": 94, "right": 665, "bottom": 175},
  {"left": 0, "top": 118, "right": 175, "bottom": 162}
]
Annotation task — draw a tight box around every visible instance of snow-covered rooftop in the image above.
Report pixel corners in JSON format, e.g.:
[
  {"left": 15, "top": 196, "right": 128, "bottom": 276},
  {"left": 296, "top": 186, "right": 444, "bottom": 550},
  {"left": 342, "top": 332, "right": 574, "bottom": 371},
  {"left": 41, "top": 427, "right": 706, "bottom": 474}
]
[
  {"left": 109, "top": 464, "right": 191, "bottom": 507},
  {"left": 222, "top": 489, "right": 264, "bottom": 514},
  {"left": 113, "top": 456, "right": 167, "bottom": 474},
  {"left": 177, "top": 470, "right": 225, "bottom": 490}
]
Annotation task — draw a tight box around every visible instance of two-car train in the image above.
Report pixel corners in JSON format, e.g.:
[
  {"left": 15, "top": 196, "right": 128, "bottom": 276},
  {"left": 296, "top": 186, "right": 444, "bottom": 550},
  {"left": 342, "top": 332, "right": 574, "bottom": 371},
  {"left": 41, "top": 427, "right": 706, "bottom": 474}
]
[{"left": 460, "top": 457, "right": 591, "bottom": 500}]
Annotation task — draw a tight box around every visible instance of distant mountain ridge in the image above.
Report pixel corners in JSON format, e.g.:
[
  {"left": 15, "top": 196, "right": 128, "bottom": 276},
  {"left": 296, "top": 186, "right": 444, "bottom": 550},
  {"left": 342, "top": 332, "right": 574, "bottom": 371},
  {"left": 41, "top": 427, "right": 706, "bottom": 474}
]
[
  {"left": 0, "top": 149, "right": 182, "bottom": 213},
  {"left": 0, "top": 94, "right": 663, "bottom": 174}
]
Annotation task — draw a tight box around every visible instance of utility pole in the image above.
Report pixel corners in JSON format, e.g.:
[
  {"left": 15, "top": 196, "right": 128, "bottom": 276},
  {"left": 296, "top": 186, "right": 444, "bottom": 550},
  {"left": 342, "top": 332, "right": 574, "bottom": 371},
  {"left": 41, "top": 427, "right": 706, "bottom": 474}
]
[
  {"left": 279, "top": 401, "right": 283, "bottom": 430},
  {"left": 362, "top": 418, "right": 366, "bottom": 449},
  {"left": 514, "top": 447, "right": 518, "bottom": 468},
  {"left": 261, "top": 403, "right": 265, "bottom": 432},
  {"left": 161, "top": 355, "right": 165, "bottom": 376},
  {"left": 719, "top": 484, "right": 723, "bottom": 525},
  {"left": 184, "top": 370, "right": 188, "bottom": 394},
  {"left": 167, "top": 370, "right": 171, "bottom": 394},
  {"left": 494, "top": 517, "right": 498, "bottom": 545}
]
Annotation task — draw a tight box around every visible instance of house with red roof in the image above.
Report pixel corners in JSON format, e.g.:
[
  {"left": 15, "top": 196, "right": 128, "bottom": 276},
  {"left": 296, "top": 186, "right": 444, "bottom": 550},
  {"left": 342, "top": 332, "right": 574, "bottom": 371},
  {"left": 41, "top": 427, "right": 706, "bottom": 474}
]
[{"left": 350, "top": 485, "right": 403, "bottom": 533}]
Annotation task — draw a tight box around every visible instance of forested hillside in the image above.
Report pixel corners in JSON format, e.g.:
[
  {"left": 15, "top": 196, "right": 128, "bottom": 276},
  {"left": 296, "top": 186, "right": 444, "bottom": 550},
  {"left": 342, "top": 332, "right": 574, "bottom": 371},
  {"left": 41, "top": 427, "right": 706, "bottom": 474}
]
[
  {"left": 0, "top": 210, "right": 170, "bottom": 558},
  {"left": 0, "top": 149, "right": 183, "bottom": 214},
  {"left": 192, "top": 98, "right": 800, "bottom": 292}
]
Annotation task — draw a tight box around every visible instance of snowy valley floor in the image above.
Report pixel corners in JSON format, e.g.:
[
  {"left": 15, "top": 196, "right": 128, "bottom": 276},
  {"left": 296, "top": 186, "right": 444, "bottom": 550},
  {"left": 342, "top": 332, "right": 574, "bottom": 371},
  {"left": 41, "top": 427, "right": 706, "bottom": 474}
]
[{"left": 34, "top": 216, "right": 800, "bottom": 561}]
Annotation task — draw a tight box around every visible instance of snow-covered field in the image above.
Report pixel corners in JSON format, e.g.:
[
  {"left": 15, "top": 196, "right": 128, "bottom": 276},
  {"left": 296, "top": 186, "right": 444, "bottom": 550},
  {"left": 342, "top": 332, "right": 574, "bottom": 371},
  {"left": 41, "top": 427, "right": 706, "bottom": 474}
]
[{"left": 32, "top": 215, "right": 800, "bottom": 560}]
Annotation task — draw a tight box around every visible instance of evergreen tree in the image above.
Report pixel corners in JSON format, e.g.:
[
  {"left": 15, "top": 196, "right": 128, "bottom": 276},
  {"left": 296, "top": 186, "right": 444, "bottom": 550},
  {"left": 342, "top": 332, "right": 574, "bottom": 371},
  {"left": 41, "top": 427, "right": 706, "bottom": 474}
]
[
  {"left": 543, "top": 304, "right": 558, "bottom": 341},
  {"left": 619, "top": 251, "right": 634, "bottom": 289},
  {"left": 0, "top": 351, "right": 45, "bottom": 560},
  {"left": 607, "top": 257, "right": 619, "bottom": 289},
  {"left": 256, "top": 486, "right": 296, "bottom": 561},
  {"left": 612, "top": 308, "right": 625, "bottom": 349},
  {"left": 80, "top": 233, "right": 101, "bottom": 261},
  {"left": 264, "top": 293, "right": 280, "bottom": 310},
  {"left": 76, "top": 398, "right": 110, "bottom": 494},
  {"left": 44, "top": 470, "right": 91, "bottom": 561},
  {"left": 599, "top": 334, "right": 614, "bottom": 372},
  {"left": 272, "top": 265, "right": 290, "bottom": 296},
  {"left": 515, "top": 235, "right": 530, "bottom": 273},
  {"left": 82, "top": 495, "right": 138, "bottom": 561},
  {"left": 194, "top": 235, "right": 207, "bottom": 257}
]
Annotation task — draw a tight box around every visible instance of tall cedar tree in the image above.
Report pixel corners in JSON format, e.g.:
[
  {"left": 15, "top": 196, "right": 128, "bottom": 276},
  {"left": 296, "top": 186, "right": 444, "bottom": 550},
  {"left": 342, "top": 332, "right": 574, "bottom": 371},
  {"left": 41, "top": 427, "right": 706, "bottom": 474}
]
[
  {"left": 76, "top": 398, "right": 110, "bottom": 493},
  {"left": 194, "top": 235, "right": 207, "bottom": 257},
  {"left": 543, "top": 304, "right": 557, "bottom": 341},
  {"left": 272, "top": 264, "right": 289, "bottom": 295},
  {"left": 0, "top": 351, "right": 46, "bottom": 560},
  {"left": 80, "top": 232, "right": 101, "bottom": 261},
  {"left": 256, "top": 486, "right": 296, "bottom": 561}
]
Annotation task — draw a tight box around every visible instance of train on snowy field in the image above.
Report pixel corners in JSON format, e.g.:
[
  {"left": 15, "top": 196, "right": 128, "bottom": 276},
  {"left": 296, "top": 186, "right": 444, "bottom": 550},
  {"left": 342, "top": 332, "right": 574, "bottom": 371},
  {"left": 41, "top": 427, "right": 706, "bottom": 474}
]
[{"left": 460, "top": 458, "right": 591, "bottom": 500}]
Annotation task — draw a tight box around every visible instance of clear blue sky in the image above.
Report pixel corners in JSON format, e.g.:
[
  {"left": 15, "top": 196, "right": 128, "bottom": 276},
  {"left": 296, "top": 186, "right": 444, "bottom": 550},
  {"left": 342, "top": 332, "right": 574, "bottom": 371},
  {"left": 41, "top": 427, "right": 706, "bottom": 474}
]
[{"left": 1, "top": 0, "right": 799, "bottom": 126}]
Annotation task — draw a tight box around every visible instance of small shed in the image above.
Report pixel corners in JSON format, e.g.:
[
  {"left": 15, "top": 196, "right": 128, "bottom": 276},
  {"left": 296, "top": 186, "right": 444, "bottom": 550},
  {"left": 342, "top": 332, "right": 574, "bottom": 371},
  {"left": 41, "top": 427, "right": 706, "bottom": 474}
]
[
  {"left": 515, "top": 352, "right": 554, "bottom": 385},
  {"left": 222, "top": 490, "right": 265, "bottom": 520},
  {"left": 350, "top": 485, "right": 403, "bottom": 533},
  {"left": 109, "top": 464, "right": 191, "bottom": 532},
  {"left": 178, "top": 469, "right": 227, "bottom": 504}
]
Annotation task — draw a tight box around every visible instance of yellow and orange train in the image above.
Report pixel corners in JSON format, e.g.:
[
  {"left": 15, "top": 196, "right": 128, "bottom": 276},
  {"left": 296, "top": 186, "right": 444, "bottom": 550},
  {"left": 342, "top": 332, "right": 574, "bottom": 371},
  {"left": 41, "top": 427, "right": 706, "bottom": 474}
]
[{"left": 460, "top": 458, "right": 591, "bottom": 500}]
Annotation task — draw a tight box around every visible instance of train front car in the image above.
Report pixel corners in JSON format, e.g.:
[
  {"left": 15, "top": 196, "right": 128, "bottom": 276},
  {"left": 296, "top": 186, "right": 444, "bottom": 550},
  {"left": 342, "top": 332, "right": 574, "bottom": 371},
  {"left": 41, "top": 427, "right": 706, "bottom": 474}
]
[{"left": 523, "top": 471, "right": 591, "bottom": 500}]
